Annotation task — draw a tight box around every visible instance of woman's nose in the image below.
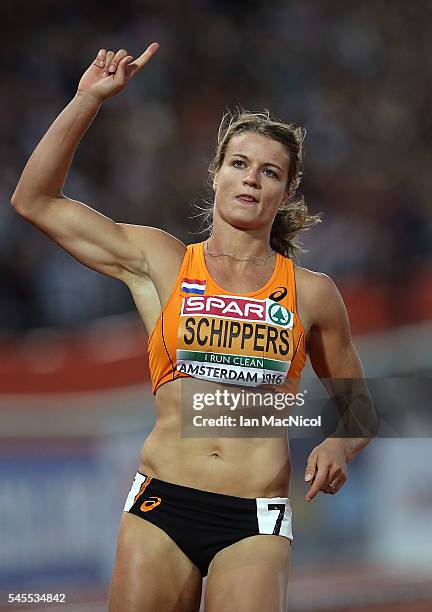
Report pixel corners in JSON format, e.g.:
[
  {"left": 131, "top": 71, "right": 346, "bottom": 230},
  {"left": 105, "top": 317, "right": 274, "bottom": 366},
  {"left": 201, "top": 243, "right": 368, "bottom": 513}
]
[{"left": 243, "top": 169, "right": 260, "bottom": 187}]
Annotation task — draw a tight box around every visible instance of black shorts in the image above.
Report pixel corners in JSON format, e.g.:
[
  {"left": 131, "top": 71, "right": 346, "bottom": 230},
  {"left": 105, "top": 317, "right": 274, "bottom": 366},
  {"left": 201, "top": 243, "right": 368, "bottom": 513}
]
[{"left": 123, "top": 472, "right": 293, "bottom": 577}]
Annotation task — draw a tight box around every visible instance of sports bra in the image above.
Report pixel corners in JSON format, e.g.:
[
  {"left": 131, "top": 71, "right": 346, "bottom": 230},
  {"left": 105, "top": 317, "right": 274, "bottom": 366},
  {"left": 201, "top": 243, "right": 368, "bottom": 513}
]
[{"left": 148, "top": 242, "right": 306, "bottom": 394}]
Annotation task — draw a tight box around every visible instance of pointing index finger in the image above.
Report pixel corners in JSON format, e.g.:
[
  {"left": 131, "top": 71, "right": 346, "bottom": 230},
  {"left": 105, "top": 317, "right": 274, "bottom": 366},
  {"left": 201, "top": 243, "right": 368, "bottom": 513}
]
[
  {"left": 305, "top": 466, "right": 328, "bottom": 501},
  {"left": 130, "top": 42, "right": 160, "bottom": 71}
]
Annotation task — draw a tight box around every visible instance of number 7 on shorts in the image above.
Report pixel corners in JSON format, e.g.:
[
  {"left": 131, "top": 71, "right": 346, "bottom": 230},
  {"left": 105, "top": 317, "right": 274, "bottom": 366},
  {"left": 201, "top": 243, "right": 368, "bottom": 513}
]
[
  {"left": 268, "top": 503, "right": 285, "bottom": 535},
  {"left": 256, "top": 497, "right": 293, "bottom": 540}
]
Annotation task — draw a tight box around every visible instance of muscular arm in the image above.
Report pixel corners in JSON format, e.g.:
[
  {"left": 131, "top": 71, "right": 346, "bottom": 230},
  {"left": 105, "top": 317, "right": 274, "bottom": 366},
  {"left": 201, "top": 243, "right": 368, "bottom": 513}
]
[
  {"left": 10, "top": 44, "right": 185, "bottom": 300},
  {"left": 302, "top": 271, "right": 376, "bottom": 461},
  {"left": 296, "top": 269, "right": 377, "bottom": 501},
  {"left": 11, "top": 92, "right": 178, "bottom": 279}
]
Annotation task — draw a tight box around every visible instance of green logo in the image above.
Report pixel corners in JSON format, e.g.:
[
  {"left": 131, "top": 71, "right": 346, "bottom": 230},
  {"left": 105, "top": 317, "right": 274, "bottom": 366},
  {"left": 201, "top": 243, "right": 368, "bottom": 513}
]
[{"left": 268, "top": 302, "right": 292, "bottom": 326}]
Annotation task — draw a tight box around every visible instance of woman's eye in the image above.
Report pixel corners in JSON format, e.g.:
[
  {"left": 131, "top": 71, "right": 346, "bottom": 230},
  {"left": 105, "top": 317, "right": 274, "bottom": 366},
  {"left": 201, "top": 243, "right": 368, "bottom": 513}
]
[
  {"left": 231, "top": 160, "right": 278, "bottom": 178},
  {"left": 232, "top": 159, "right": 245, "bottom": 168}
]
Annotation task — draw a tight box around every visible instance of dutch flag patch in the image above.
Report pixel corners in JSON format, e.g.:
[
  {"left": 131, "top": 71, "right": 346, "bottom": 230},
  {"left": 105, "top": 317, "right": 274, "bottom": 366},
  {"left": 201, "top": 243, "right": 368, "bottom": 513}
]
[{"left": 181, "top": 278, "right": 206, "bottom": 295}]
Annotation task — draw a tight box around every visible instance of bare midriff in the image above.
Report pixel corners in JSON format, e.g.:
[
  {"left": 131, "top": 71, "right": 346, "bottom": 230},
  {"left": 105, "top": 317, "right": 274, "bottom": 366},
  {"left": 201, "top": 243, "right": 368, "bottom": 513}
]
[{"left": 139, "top": 378, "right": 292, "bottom": 499}]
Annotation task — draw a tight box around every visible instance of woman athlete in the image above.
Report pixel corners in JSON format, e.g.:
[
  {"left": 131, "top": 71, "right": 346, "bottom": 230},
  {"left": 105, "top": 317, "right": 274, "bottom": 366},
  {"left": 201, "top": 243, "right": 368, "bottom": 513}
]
[{"left": 11, "top": 44, "right": 372, "bottom": 612}]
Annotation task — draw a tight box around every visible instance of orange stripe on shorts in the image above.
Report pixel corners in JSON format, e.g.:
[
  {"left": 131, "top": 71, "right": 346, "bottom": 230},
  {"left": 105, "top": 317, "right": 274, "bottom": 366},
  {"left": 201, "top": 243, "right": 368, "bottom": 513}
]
[{"left": 133, "top": 476, "right": 153, "bottom": 504}]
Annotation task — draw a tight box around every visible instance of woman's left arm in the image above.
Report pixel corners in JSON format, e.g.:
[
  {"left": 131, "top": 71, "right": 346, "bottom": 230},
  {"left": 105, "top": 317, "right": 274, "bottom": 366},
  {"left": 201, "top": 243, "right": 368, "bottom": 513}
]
[{"left": 301, "top": 272, "right": 376, "bottom": 501}]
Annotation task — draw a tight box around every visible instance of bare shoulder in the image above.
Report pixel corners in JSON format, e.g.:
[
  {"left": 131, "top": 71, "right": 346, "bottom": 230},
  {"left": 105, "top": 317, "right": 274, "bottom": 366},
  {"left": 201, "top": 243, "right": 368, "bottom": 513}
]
[
  {"left": 118, "top": 224, "right": 186, "bottom": 259},
  {"left": 117, "top": 224, "right": 187, "bottom": 304},
  {"left": 294, "top": 264, "right": 348, "bottom": 329},
  {"left": 118, "top": 224, "right": 186, "bottom": 277},
  {"left": 294, "top": 266, "right": 363, "bottom": 379},
  {"left": 294, "top": 264, "right": 339, "bottom": 302}
]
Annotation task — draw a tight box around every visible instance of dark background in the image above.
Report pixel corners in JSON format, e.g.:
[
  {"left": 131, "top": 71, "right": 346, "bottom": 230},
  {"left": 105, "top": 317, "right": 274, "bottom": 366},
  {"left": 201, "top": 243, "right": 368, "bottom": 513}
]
[
  {"left": 2, "top": 0, "right": 431, "bottom": 333},
  {"left": 1, "top": 3, "right": 431, "bottom": 609}
]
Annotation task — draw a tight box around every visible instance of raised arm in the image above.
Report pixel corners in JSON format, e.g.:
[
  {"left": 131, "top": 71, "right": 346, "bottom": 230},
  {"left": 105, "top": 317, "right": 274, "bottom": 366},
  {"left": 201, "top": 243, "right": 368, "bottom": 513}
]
[{"left": 10, "top": 44, "right": 185, "bottom": 288}]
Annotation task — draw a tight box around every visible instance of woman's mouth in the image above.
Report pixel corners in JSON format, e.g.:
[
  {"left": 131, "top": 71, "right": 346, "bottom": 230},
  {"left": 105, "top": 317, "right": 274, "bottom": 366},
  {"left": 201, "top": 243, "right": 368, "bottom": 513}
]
[{"left": 236, "top": 194, "right": 258, "bottom": 203}]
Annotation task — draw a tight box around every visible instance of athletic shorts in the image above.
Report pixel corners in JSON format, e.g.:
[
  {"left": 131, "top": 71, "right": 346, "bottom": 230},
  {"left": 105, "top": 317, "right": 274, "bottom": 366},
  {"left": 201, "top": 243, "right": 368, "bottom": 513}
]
[{"left": 123, "top": 472, "right": 293, "bottom": 577}]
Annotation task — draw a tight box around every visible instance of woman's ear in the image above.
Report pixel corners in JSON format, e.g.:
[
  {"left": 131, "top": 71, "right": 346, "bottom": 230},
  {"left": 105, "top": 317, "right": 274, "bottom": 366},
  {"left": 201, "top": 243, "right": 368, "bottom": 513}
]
[{"left": 279, "top": 193, "right": 289, "bottom": 209}]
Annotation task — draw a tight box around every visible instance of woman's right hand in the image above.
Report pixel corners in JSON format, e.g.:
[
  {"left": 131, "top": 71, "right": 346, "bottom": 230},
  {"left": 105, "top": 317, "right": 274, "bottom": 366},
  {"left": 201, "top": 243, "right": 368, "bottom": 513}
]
[{"left": 77, "top": 43, "right": 159, "bottom": 104}]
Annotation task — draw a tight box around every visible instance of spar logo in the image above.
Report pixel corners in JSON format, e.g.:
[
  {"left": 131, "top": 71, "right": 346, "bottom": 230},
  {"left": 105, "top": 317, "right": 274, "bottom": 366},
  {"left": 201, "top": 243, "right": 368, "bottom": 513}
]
[{"left": 181, "top": 295, "right": 293, "bottom": 328}]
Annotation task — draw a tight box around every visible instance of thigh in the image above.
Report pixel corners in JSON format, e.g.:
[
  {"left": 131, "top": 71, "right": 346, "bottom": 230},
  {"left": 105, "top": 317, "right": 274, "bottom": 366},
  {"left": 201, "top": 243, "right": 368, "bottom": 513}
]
[
  {"left": 204, "top": 535, "right": 291, "bottom": 612},
  {"left": 109, "top": 512, "right": 202, "bottom": 612}
]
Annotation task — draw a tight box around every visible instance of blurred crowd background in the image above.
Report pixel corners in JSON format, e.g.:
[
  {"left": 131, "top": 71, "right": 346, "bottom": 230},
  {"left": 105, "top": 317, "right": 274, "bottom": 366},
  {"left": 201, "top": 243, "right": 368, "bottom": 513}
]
[
  {"left": 1, "top": 0, "right": 431, "bottom": 333},
  {"left": 1, "top": 1, "right": 431, "bottom": 611}
]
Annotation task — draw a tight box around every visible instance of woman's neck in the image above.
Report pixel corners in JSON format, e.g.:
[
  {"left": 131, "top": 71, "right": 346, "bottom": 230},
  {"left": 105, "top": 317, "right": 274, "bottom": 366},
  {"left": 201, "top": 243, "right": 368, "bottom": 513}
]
[{"left": 209, "top": 214, "right": 272, "bottom": 258}]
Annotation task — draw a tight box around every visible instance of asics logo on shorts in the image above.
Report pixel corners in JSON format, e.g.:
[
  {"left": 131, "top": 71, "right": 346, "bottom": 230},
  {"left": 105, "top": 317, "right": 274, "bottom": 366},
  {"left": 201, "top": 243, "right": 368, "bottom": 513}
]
[
  {"left": 140, "top": 496, "right": 162, "bottom": 512},
  {"left": 132, "top": 475, "right": 162, "bottom": 512}
]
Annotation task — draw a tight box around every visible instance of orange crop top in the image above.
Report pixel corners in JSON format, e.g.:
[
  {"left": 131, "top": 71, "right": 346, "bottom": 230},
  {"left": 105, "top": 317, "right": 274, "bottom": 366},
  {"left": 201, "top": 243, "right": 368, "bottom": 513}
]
[{"left": 148, "top": 242, "right": 306, "bottom": 394}]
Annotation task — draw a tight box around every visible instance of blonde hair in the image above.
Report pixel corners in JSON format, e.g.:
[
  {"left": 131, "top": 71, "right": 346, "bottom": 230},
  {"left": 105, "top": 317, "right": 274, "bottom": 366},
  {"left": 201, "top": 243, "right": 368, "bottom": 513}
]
[{"left": 203, "top": 108, "right": 321, "bottom": 258}]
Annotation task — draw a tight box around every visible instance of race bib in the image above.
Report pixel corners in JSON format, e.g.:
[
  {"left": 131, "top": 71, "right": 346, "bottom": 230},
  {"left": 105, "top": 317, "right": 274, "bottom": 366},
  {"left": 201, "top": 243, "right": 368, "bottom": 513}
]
[{"left": 176, "top": 294, "right": 295, "bottom": 387}]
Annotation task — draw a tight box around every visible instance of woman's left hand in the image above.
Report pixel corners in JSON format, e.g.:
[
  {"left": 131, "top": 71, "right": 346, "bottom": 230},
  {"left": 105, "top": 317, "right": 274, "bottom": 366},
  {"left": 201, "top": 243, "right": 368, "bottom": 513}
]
[{"left": 304, "top": 439, "right": 348, "bottom": 501}]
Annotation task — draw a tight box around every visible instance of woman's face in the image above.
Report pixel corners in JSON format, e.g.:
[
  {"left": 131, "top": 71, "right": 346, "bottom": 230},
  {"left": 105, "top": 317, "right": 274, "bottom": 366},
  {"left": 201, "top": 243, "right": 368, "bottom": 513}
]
[{"left": 214, "top": 131, "right": 291, "bottom": 232}]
